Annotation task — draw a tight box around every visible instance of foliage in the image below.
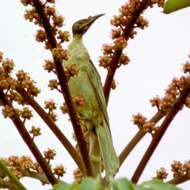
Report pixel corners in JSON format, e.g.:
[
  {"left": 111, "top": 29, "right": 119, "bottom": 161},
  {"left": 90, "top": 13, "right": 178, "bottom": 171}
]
[
  {"left": 0, "top": 0, "right": 189, "bottom": 189},
  {"left": 52, "top": 178, "right": 180, "bottom": 190}
]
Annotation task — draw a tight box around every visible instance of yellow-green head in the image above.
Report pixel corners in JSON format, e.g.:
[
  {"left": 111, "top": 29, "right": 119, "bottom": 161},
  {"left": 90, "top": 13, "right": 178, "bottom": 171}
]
[{"left": 72, "top": 14, "right": 104, "bottom": 36}]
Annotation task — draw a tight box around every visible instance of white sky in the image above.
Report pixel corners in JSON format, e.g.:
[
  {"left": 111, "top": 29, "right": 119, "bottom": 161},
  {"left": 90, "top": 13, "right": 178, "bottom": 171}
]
[{"left": 0, "top": 0, "right": 190, "bottom": 189}]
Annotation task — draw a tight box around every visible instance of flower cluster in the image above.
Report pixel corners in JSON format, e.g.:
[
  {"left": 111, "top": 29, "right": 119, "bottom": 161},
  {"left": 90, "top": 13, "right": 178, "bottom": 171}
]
[
  {"left": 154, "top": 160, "right": 190, "bottom": 182},
  {"left": 183, "top": 61, "right": 190, "bottom": 74},
  {"left": 73, "top": 168, "right": 83, "bottom": 184},
  {"left": 21, "top": 0, "right": 70, "bottom": 50},
  {"left": 44, "top": 100, "right": 57, "bottom": 111},
  {"left": 43, "top": 148, "right": 56, "bottom": 162},
  {"left": 72, "top": 95, "right": 85, "bottom": 107},
  {"left": 150, "top": 76, "right": 190, "bottom": 112},
  {"left": 64, "top": 64, "right": 79, "bottom": 80},
  {"left": 170, "top": 160, "right": 190, "bottom": 181},
  {"left": 0, "top": 55, "right": 17, "bottom": 91},
  {"left": 7, "top": 90, "right": 25, "bottom": 105},
  {"left": 20, "top": 107, "right": 33, "bottom": 120},
  {"left": 43, "top": 60, "right": 55, "bottom": 73},
  {"left": 143, "top": 121, "right": 158, "bottom": 135},
  {"left": 44, "top": 100, "right": 57, "bottom": 121},
  {"left": 16, "top": 70, "right": 40, "bottom": 97},
  {"left": 149, "top": 55, "right": 190, "bottom": 112},
  {"left": 60, "top": 95, "right": 85, "bottom": 115},
  {"left": 132, "top": 113, "right": 157, "bottom": 135},
  {"left": 0, "top": 54, "right": 41, "bottom": 128},
  {"left": 48, "top": 79, "right": 59, "bottom": 91},
  {"left": 154, "top": 167, "right": 168, "bottom": 180},
  {"left": 132, "top": 113, "right": 147, "bottom": 128},
  {"left": 29, "top": 126, "right": 41, "bottom": 138},
  {"left": 60, "top": 102, "right": 68, "bottom": 114},
  {"left": 52, "top": 47, "right": 68, "bottom": 61},
  {"left": 2, "top": 105, "right": 15, "bottom": 118},
  {"left": 2, "top": 155, "right": 39, "bottom": 178},
  {"left": 99, "top": 0, "right": 164, "bottom": 91},
  {"left": 53, "top": 164, "right": 65, "bottom": 178}
]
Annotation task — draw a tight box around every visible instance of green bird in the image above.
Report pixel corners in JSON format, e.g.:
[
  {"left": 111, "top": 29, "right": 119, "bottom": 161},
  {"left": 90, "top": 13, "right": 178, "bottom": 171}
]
[{"left": 63, "top": 14, "right": 119, "bottom": 178}]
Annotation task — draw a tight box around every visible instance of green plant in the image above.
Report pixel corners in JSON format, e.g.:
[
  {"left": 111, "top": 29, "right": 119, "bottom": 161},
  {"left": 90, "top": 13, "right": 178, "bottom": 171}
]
[{"left": 0, "top": 0, "right": 189, "bottom": 189}]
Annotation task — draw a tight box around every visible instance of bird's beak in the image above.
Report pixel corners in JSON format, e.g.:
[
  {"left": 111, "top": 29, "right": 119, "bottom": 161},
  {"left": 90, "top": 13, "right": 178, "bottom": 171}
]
[{"left": 86, "top": 13, "right": 105, "bottom": 26}]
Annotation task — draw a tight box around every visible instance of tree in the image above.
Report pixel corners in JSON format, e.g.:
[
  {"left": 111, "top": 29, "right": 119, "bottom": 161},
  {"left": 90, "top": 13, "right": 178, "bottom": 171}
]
[{"left": 0, "top": 0, "right": 190, "bottom": 189}]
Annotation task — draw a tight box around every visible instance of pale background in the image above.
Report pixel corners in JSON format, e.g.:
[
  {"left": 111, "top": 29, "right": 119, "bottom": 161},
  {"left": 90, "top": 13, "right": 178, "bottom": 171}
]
[{"left": 0, "top": 0, "right": 190, "bottom": 189}]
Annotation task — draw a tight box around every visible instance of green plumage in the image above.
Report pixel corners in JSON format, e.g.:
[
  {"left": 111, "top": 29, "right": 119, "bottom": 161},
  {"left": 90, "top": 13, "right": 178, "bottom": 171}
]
[{"left": 63, "top": 15, "right": 119, "bottom": 178}]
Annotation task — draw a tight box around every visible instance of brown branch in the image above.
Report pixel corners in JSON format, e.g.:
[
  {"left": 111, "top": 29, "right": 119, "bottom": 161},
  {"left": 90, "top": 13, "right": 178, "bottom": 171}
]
[
  {"left": 103, "top": 0, "right": 149, "bottom": 103},
  {"left": 131, "top": 83, "right": 190, "bottom": 184},
  {"left": 32, "top": 0, "right": 93, "bottom": 176},
  {"left": 168, "top": 174, "right": 190, "bottom": 185},
  {"left": 0, "top": 90, "right": 57, "bottom": 185},
  {"left": 16, "top": 86, "right": 85, "bottom": 174},
  {"left": 119, "top": 110, "right": 165, "bottom": 167}
]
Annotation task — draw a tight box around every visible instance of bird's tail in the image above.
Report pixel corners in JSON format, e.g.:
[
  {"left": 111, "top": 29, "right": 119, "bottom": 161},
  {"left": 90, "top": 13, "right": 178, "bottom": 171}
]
[{"left": 95, "top": 119, "right": 119, "bottom": 178}]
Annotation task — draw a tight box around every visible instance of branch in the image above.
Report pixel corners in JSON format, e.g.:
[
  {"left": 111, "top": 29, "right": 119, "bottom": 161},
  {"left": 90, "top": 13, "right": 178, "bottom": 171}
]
[
  {"left": 131, "top": 83, "right": 190, "bottom": 183},
  {"left": 103, "top": 0, "right": 149, "bottom": 103},
  {"left": 16, "top": 86, "right": 85, "bottom": 174},
  {"left": 168, "top": 174, "right": 190, "bottom": 185},
  {"left": 119, "top": 110, "right": 165, "bottom": 167},
  {"left": 32, "top": 0, "right": 93, "bottom": 176},
  {"left": 22, "top": 170, "right": 49, "bottom": 185},
  {"left": 0, "top": 90, "right": 57, "bottom": 185}
]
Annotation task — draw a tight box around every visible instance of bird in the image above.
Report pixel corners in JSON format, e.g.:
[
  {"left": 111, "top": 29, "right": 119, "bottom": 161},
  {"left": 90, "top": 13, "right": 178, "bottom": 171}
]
[{"left": 63, "top": 14, "right": 119, "bottom": 178}]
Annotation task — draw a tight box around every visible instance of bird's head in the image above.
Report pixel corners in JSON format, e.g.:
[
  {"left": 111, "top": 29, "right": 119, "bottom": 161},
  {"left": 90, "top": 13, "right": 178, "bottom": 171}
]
[{"left": 72, "top": 14, "right": 104, "bottom": 36}]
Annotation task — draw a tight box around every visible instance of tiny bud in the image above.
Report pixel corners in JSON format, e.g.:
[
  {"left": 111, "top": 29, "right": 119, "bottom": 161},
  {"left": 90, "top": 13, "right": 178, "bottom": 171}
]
[
  {"left": 44, "top": 100, "right": 57, "bottom": 111},
  {"left": 53, "top": 15, "right": 64, "bottom": 27},
  {"left": 44, "top": 148, "right": 56, "bottom": 160},
  {"left": 43, "top": 60, "right": 55, "bottom": 73},
  {"left": 53, "top": 165, "right": 65, "bottom": 177},
  {"left": 29, "top": 126, "right": 41, "bottom": 138},
  {"left": 48, "top": 79, "right": 59, "bottom": 90},
  {"left": 52, "top": 47, "right": 68, "bottom": 60},
  {"left": 35, "top": 29, "right": 47, "bottom": 42},
  {"left": 2, "top": 105, "right": 15, "bottom": 118}
]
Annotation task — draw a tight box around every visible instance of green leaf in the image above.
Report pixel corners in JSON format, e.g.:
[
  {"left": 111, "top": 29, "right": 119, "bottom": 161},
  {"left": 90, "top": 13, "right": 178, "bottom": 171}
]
[
  {"left": 53, "top": 182, "right": 69, "bottom": 190},
  {"left": 163, "top": 0, "right": 190, "bottom": 13},
  {"left": 134, "top": 186, "right": 150, "bottom": 190},
  {"left": 140, "top": 180, "right": 181, "bottom": 190},
  {"left": 79, "top": 177, "right": 100, "bottom": 190},
  {"left": 112, "top": 178, "right": 135, "bottom": 190},
  {"left": 53, "top": 181, "right": 78, "bottom": 190}
]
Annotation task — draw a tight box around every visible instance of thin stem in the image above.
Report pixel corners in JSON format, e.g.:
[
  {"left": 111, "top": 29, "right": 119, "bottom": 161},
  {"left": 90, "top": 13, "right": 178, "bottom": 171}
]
[
  {"left": 103, "top": 0, "right": 149, "bottom": 104},
  {"left": 119, "top": 110, "right": 165, "bottom": 167},
  {"left": 131, "top": 83, "right": 190, "bottom": 184},
  {"left": 32, "top": 0, "right": 93, "bottom": 176},
  {"left": 17, "top": 86, "right": 85, "bottom": 174},
  {"left": 0, "top": 160, "right": 27, "bottom": 190},
  {"left": 0, "top": 90, "right": 57, "bottom": 185},
  {"left": 167, "top": 174, "right": 190, "bottom": 185},
  {"left": 22, "top": 170, "right": 49, "bottom": 185}
]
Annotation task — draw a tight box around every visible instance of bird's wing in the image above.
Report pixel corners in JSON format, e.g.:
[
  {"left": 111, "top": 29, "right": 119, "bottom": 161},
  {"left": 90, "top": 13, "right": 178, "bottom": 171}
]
[
  {"left": 86, "top": 62, "right": 118, "bottom": 177},
  {"left": 82, "top": 60, "right": 110, "bottom": 129}
]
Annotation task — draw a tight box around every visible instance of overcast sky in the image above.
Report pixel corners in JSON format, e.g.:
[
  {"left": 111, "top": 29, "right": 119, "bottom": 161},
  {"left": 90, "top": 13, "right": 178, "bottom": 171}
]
[{"left": 0, "top": 0, "right": 190, "bottom": 189}]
